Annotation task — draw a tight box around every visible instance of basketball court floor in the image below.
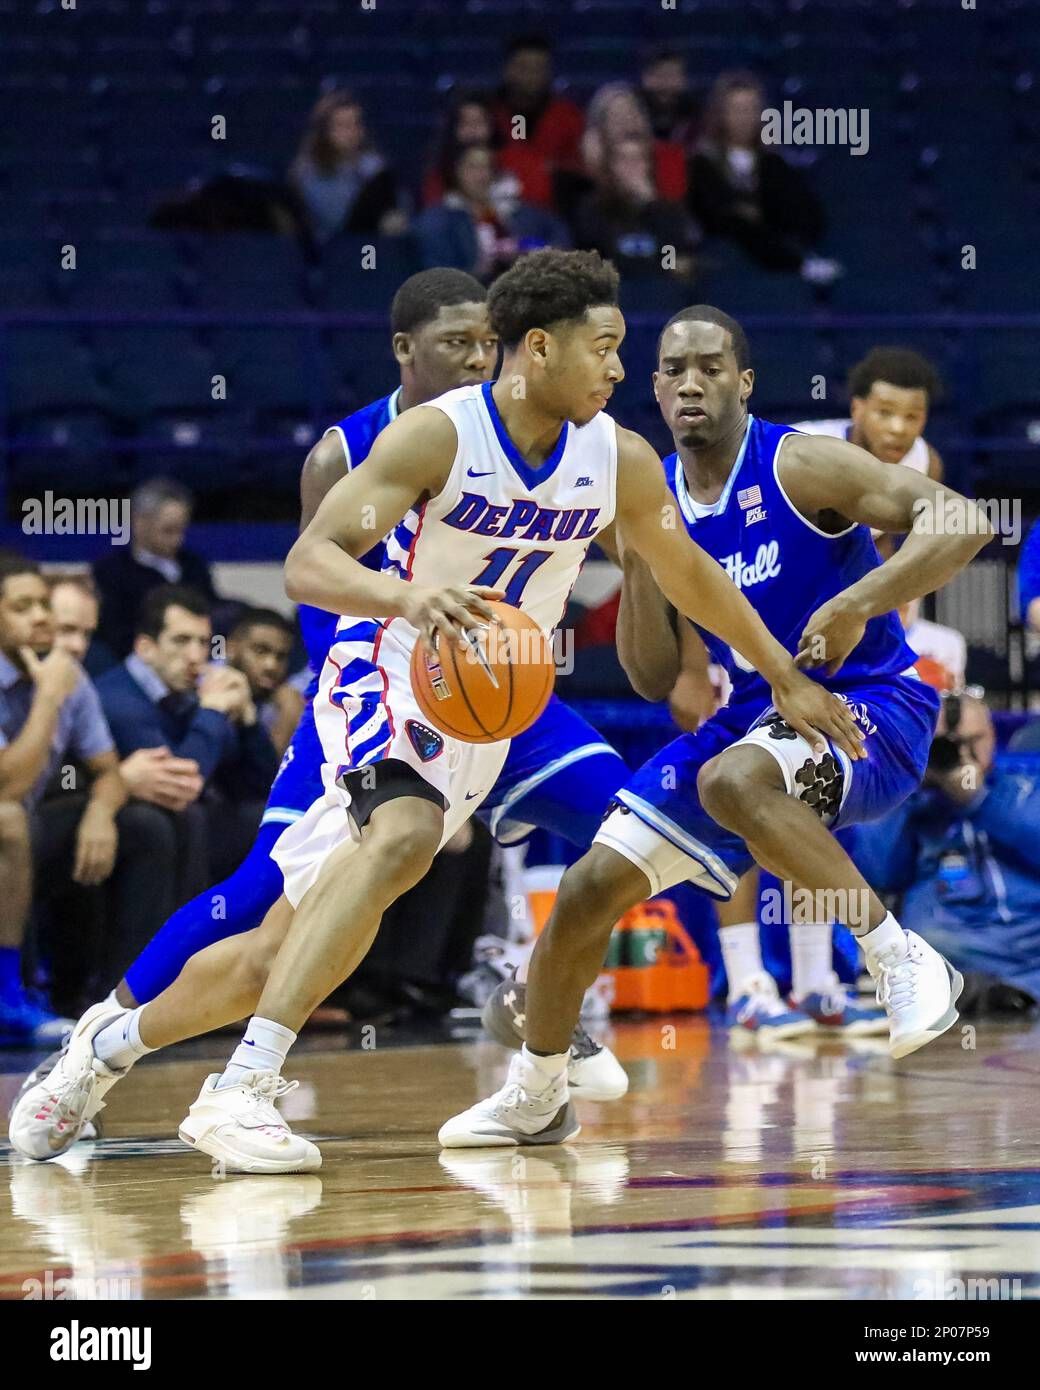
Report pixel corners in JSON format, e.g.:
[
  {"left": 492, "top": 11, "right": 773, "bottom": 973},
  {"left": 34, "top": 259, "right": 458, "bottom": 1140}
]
[{"left": 0, "top": 1017, "right": 1037, "bottom": 1301}]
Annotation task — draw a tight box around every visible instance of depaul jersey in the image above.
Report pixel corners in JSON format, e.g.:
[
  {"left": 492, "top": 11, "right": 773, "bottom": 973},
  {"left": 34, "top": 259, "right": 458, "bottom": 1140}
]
[
  {"left": 388, "top": 382, "right": 617, "bottom": 637},
  {"left": 297, "top": 388, "right": 406, "bottom": 675},
  {"left": 663, "top": 414, "right": 918, "bottom": 709}
]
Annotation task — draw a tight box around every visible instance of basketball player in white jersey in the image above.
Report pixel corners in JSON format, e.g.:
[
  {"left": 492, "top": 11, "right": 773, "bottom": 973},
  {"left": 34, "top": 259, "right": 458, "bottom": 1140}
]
[
  {"left": 37, "top": 250, "right": 863, "bottom": 1175},
  {"left": 796, "top": 346, "right": 943, "bottom": 558}
]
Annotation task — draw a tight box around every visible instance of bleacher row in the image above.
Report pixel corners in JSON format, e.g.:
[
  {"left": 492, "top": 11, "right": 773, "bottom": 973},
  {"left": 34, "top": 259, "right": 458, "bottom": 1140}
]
[
  {"left": 2, "top": 0, "right": 1037, "bottom": 265},
  {"left": 2, "top": 291, "right": 1037, "bottom": 518},
  {"left": 1, "top": 0, "right": 1037, "bottom": 516}
]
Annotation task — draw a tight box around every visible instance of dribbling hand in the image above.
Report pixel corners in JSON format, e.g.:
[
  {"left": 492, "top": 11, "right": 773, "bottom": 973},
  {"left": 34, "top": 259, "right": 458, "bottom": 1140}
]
[{"left": 402, "top": 585, "right": 505, "bottom": 654}]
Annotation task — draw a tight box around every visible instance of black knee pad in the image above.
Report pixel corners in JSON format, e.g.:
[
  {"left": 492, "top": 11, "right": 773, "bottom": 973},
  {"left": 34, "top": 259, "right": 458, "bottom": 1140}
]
[{"left": 336, "top": 758, "right": 446, "bottom": 831}]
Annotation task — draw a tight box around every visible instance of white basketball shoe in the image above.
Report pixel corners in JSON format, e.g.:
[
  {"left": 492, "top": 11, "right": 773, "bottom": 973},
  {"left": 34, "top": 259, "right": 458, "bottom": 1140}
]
[
  {"left": 9, "top": 1048, "right": 102, "bottom": 1143},
  {"left": 438, "top": 1052, "right": 580, "bottom": 1149},
  {"left": 8, "top": 1002, "right": 127, "bottom": 1160},
  {"left": 481, "top": 978, "right": 629, "bottom": 1100},
  {"left": 179, "top": 1071, "right": 321, "bottom": 1174},
  {"left": 867, "top": 929, "right": 963, "bottom": 1059}
]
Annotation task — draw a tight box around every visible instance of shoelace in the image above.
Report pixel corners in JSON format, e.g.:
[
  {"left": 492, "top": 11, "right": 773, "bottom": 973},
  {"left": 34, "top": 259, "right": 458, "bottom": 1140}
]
[
  {"left": 492, "top": 1056, "right": 561, "bottom": 1116},
  {"left": 34, "top": 1069, "right": 96, "bottom": 1132},
  {"left": 243, "top": 1074, "right": 299, "bottom": 1126},
  {"left": 494, "top": 1083, "right": 523, "bottom": 1113},
  {"left": 569, "top": 1023, "right": 601, "bottom": 1061},
  {"left": 875, "top": 958, "right": 919, "bottom": 1011}
]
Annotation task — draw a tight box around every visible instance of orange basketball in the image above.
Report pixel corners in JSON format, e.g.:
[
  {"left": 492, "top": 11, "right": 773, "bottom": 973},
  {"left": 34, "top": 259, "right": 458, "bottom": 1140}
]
[{"left": 410, "top": 602, "right": 555, "bottom": 743}]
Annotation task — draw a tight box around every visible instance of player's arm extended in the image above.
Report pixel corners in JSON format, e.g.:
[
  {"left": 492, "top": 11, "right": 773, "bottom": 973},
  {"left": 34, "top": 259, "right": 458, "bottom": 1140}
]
[
  {"left": 285, "top": 407, "right": 501, "bottom": 642},
  {"left": 776, "top": 433, "right": 994, "bottom": 673},
  {"left": 615, "top": 427, "right": 865, "bottom": 758}
]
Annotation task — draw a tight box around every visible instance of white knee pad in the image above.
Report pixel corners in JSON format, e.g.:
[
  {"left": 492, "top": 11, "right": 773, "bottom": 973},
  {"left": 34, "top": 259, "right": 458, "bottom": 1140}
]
[
  {"left": 594, "top": 806, "right": 732, "bottom": 899},
  {"left": 735, "top": 714, "right": 850, "bottom": 825}
]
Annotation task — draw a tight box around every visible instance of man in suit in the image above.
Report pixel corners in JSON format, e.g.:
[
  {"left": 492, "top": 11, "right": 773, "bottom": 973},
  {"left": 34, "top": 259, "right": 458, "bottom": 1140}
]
[
  {"left": 95, "top": 585, "right": 280, "bottom": 893},
  {"left": 92, "top": 477, "right": 216, "bottom": 664}
]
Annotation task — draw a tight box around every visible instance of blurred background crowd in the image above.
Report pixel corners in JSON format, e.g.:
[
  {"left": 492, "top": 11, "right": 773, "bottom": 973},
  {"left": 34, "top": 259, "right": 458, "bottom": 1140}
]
[{"left": 1, "top": 0, "right": 1037, "bottom": 1042}]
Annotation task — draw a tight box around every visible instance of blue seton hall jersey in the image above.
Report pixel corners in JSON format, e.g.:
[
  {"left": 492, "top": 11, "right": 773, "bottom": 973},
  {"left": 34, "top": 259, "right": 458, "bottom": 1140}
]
[
  {"left": 297, "top": 387, "right": 412, "bottom": 677},
  {"left": 664, "top": 415, "right": 919, "bottom": 711}
]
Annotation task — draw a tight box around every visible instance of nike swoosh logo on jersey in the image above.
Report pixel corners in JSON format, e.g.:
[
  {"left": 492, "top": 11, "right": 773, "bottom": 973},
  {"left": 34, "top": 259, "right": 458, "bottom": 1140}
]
[
  {"left": 467, "top": 468, "right": 496, "bottom": 478},
  {"left": 465, "top": 790, "right": 484, "bottom": 800}
]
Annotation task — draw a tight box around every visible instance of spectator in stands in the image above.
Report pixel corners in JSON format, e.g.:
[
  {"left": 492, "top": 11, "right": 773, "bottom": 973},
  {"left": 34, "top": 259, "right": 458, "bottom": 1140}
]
[
  {"left": 857, "top": 691, "right": 1040, "bottom": 1015},
  {"left": 637, "top": 45, "right": 700, "bottom": 146},
  {"left": 289, "top": 90, "right": 407, "bottom": 244},
  {"left": 423, "top": 90, "right": 552, "bottom": 211},
  {"left": 490, "top": 35, "right": 584, "bottom": 203},
  {"left": 0, "top": 557, "right": 177, "bottom": 1032},
  {"left": 688, "top": 71, "right": 831, "bottom": 278},
  {"left": 224, "top": 607, "right": 302, "bottom": 760},
  {"left": 93, "top": 478, "right": 216, "bottom": 665},
  {"left": 415, "top": 144, "right": 567, "bottom": 279},
  {"left": 577, "top": 82, "right": 688, "bottom": 208},
  {"left": 569, "top": 134, "right": 696, "bottom": 279},
  {"left": 1018, "top": 519, "right": 1040, "bottom": 635},
  {"left": 96, "top": 586, "right": 278, "bottom": 895},
  {"left": 95, "top": 586, "right": 268, "bottom": 785},
  {"left": 50, "top": 575, "right": 204, "bottom": 814}
]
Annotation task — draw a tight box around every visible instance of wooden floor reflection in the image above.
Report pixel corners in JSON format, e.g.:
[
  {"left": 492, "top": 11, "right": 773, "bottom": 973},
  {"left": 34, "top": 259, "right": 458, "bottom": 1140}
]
[{"left": 1, "top": 1017, "right": 1038, "bottom": 1300}]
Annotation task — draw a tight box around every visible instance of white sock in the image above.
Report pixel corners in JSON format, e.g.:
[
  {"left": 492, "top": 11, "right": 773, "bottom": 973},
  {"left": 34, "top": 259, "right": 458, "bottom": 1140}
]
[
  {"left": 858, "top": 911, "right": 906, "bottom": 967},
  {"left": 217, "top": 1016, "right": 296, "bottom": 1089},
  {"left": 520, "top": 1043, "right": 568, "bottom": 1090},
  {"left": 92, "top": 1007, "right": 156, "bottom": 1072},
  {"left": 720, "top": 922, "right": 766, "bottom": 1001},
  {"left": 790, "top": 922, "right": 836, "bottom": 1000}
]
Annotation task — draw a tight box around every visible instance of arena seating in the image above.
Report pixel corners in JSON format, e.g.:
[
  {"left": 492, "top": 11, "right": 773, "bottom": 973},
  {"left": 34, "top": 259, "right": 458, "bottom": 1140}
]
[{"left": 1, "top": 0, "right": 1036, "bottom": 658}]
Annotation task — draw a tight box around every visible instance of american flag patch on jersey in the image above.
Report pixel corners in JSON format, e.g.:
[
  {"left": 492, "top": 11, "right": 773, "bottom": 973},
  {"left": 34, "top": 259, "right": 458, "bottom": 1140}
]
[{"left": 737, "top": 485, "right": 762, "bottom": 509}]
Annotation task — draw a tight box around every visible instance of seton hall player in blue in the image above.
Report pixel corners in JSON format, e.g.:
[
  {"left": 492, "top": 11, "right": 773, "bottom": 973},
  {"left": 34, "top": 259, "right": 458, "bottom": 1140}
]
[
  {"left": 443, "top": 305, "right": 993, "bottom": 1148},
  {"left": 13, "top": 252, "right": 866, "bottom": 1170}
]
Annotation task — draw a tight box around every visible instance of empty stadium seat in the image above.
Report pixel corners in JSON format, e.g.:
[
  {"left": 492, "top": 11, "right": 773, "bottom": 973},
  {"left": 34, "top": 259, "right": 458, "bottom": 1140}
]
[
  {"left": 209, "top": 328, "right": 328, "bottom": 414},
  {"left": 94, "top": 326, "right": 215, "bottom": 418},
  {"left": 6, "top": 328, "right": 107, "bottom": 414}
]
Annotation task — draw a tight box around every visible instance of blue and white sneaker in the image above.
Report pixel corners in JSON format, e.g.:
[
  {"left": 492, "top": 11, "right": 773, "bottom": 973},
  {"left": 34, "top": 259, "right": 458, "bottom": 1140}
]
[
  {"left": 726, "top": 973, "right": 817, "bottom": 1038},
  {"left": 795, "top": 975, "right": 889, "bottom": 1036},
  {"left": 0, "top": 994, "right": 74, "bottom": 1049}
]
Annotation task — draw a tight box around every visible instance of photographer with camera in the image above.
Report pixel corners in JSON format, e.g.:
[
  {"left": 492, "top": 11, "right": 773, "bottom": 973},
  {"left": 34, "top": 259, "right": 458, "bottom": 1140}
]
[{"left": 856, "top": 690, "right": 1040, "bottom": 1014}]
